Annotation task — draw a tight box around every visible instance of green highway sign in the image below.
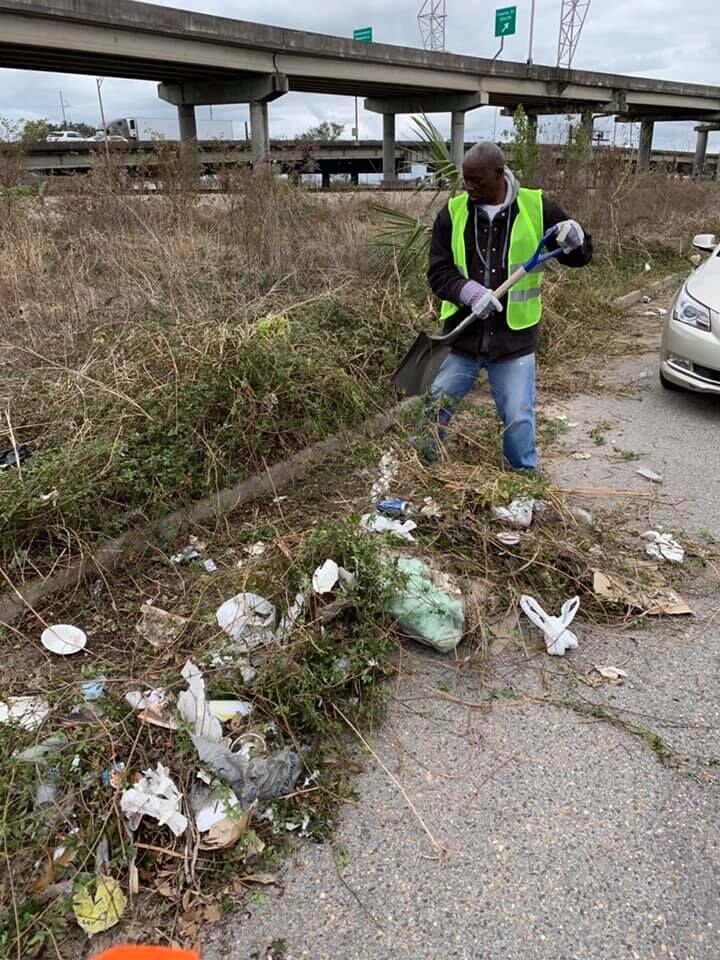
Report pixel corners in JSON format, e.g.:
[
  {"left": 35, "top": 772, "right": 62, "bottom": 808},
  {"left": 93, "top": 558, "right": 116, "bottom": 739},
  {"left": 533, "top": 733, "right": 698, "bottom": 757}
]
[
  {"left": 353, "top": 26, "right": 373, "bottom": 42},
  {"left": 494, "top": 6, "right": 517, "bottom": 37}
]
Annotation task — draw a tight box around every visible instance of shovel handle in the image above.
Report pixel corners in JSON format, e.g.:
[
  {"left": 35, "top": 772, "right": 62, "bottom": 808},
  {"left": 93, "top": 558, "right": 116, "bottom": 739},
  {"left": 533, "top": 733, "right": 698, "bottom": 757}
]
[{"left": 432, "top": 226, "right": 563, "bottom": 346}]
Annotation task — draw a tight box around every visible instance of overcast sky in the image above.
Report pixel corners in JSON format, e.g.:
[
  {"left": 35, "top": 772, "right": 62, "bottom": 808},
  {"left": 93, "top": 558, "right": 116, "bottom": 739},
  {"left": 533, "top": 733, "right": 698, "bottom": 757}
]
[{"left": 1, "top": 0, "right": 719, "bottom": 150}]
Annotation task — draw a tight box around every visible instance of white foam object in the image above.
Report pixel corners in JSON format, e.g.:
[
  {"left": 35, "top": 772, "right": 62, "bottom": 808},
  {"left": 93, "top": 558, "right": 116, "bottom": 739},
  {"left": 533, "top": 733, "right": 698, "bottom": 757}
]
[
  {"left": 360, "top": 513, "right": 417, "bottom": 542},
  {"left": 208, "top": 700, "right": 254, "bottom": 722},
  {"left": 177, "top": 660, "right": 223, "bottom": 743},
  {"left": 312, "top": 559, "right": 340, "bottom": 594},
  {"left": 637, "top": 467, "right": 663, "bottom": 484},
  {"left": 520, "top": 594, "right": 580, "bottom": 656},
  {"left": 216, "top": 593, "right": 277, "bottom": 650},
  {"left": 41, "top": 624, "right": 87, "bottom": 656},
  {"left": 370, "top": 451, "right": 399, "bottom": 502},
  {"left": 641, "top": 531, "right": 684, "bottom": 563},
  {"left": 492, "top": 498, "right": 535, "bottom": 528},
  {"left": 497, "top": 532, "right": 521, "bottom": 547},
  {"left": 0, "top": 695, "right": 50, "bottom": 730},
  {"left": 196, "top": 792, "right": 241, "bottom": 833},
  {"left": 120, "top": 763, "right": 188, "bottom": 837},
  {"left": 276, "top": 592, "right": 306, "bottom": 642}
]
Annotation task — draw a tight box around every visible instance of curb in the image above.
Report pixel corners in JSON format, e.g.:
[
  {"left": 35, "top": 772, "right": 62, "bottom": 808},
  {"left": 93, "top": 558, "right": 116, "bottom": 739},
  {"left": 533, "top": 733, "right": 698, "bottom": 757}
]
[
  {"left": 0, "top": 398, "right": 415, "bottom": 627},
  {"left": 612, "top": 271, "right": 686, "bottom": 310}
]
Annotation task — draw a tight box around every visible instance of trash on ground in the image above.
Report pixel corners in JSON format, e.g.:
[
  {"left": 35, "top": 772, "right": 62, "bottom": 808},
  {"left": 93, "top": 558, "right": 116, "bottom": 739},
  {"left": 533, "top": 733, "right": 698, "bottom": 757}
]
[
  {"left": 136, "top": 603, "right": 188, "bottom": 650},
  {"left": 312, "top": 559, "right": 355, "bottom": 595},
  {"left": 177, "top": 660, "right": 223, "bottom": 742},
  {"left": 125, "top": 687, "right": 177, "bottom": 730},
  {"left": 72, "top": 875, "right": 127, "bottom": 935},
  {"left": 636, "top": 467, "right": 663, "bottom": 484},
  {"left": 657, "top": 308, "right": 668, "bottom": 317},
  {"left": 370, "top": 450, "right": 400, "bottom": 502},
  {"left": 35, "top": 775, "right": 58, "bottom": 807},
  {"left": 191, "top": 739, "right": 302, "bottom": 808},
  {"left": 642, "top": 530, "right": 684, "bottom": 563},
  {"left": 592, "top": 569, "right": 692, "bottom": 616},
  {"left": 376, "top": 498, "right": 411, "bottom": 518},
  {"left": 492, "top": 498, "right": 534, "bottom": 528},
  {"left": 216, "top": 593, "right": 277, "bottom": 652},
  {"left": 81, "top": 677, "right": 106, "bottom": 702},
  {"left": 0, "top": 443, "right": 31, "bottom": 470},
  {"left": 170, "top": 545, "right": 201, "bottom": 565},
  {"left": 520, "top": 594, "right": 579, "bottom": 656},
  {"left": 496, "top": 532, "right": 521, "bottom": 547},
  {"left": 361, "top": 513, "right": 417, "bottom": 541},
  {"left": 0, "top": 695, "right": 50, "bottom": 730},
  {"left": 571, "top": 506, "right": 594, "bottom": 526},
  {"left": 16, "top": 734, "right": 67, "bottom": 763},
  {"left": 203, "top": 559, "right": 218, "bottom": 574},
  {"left": 245, "top": 541, "right": 267, "bottom": 558},
  {"left": 39, "top": 488, "right": 59, "bottom": 505},
  {"left": 193, "top": 786, "right": 251, "bottom": 850},
  {"left": 276, "top": 592, "right": 307, "bottom": 642},
  {"left": 591, "top": 665, "right": 628, "bottom": 685},
  {"left": 41, "top": 624, "right": 87, "bottom": 656},
  {"left": 120, "top": 763, "right": 188, "bottom": 837},
  {"left": 419, "top": 496, "right": 443, "bottom": 519},
  {"left": 208, "top": 700, "right": 254, "bottom": 722},
  {"left": 386, "top": 557, "right": 464, "bottom": 654},
  {"left": 102, "top": 762, "right": 126, "bottom": 790},
  {"left": 572, "top": 452, "right": 591, "bottom": 461}
]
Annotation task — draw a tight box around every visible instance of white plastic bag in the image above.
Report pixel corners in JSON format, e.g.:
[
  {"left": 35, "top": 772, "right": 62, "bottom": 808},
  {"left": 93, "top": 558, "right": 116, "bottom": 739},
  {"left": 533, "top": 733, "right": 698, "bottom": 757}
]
[{"left": 520, "top": 594, "right": 580, "bottom": 656}]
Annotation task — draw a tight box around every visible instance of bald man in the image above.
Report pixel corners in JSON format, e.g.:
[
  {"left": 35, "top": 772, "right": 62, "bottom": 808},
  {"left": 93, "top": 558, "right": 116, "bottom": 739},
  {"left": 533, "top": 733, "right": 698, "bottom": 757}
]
[{"left": 422, "top": 142, "right": 592, "bottom": 469}]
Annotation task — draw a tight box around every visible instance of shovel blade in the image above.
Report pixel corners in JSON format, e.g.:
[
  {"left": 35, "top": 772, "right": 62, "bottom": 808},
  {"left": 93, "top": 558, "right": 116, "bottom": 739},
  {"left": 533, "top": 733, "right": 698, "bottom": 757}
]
[{"left": 393, "top": 333, "right": 450, "bottom": 397}]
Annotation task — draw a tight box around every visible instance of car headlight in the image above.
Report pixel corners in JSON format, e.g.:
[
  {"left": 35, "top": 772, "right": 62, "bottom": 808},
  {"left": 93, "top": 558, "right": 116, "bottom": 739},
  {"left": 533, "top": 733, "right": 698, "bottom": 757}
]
[{"left": 674, "top": 286, "right": 716, "bottom": 332}]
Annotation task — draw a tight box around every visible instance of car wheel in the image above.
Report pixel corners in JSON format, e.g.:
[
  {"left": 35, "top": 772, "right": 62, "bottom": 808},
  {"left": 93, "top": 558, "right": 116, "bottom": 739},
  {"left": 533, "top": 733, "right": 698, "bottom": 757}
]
[{"left": 660, "top": 370, "right": 683, "bottom": 391}]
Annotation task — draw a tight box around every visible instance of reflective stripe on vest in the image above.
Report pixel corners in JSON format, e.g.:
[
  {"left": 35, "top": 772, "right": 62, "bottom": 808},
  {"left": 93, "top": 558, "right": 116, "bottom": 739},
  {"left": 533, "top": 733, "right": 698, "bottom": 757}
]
[{"left": 439, "top": 188, "right": 544, "bottom": 332}]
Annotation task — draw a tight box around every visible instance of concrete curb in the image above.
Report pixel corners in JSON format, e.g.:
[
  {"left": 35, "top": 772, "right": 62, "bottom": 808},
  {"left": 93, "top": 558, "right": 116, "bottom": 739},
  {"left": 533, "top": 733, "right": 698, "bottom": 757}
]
[
  {"left": 612, "top": 271, "right": 686, "bottom": 310},
  {"left": 0, "top": 398, "right": 415, "bottom": 627},
  {"left": 0, "top": 270, "right": 687, "bottom": 628}
]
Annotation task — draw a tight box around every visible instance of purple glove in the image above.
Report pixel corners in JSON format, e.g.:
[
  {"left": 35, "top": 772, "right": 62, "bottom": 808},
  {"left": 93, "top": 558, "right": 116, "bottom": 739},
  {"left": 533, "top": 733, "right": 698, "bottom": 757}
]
[
  {"left": 458, "top": 280, "right": 503, "bottom": 318},
  {"left": 556, "top": 219, "right": 585, "bottom": 253}
]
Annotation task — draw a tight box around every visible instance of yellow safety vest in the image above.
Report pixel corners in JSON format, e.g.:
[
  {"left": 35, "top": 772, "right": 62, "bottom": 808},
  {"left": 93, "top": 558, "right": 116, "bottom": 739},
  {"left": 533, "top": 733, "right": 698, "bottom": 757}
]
[{"left": 440, "top": 188, "right": 544, "bottom": 331}]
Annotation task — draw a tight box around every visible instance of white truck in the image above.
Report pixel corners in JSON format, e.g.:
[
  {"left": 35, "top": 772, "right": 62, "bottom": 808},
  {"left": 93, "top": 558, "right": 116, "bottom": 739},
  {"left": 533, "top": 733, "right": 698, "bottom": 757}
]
[{"left": 105, "top": 116, "right": 242, "bottom": 141}]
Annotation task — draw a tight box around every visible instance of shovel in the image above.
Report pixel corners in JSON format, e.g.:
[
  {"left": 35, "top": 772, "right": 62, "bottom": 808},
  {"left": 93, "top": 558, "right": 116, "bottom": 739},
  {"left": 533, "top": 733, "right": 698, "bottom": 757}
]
[{"left": 393, "top": 226, "right": 564, "bottom": 397}]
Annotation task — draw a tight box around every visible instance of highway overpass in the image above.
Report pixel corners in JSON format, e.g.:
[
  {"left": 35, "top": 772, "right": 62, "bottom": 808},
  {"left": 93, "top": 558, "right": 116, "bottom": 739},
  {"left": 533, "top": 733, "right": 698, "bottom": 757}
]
[
  {"left": 2, "top": 0, "right": 720, "bottom": 176},
  {"left": 13, "top": 139, "right": 720, "bottom": 183}
]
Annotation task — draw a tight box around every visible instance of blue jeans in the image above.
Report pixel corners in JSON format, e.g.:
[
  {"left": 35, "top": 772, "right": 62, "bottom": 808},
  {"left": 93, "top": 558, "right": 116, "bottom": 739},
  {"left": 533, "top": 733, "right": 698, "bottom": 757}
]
[{"left": 424, "top": 351, "right": 537, "bottom": 469}]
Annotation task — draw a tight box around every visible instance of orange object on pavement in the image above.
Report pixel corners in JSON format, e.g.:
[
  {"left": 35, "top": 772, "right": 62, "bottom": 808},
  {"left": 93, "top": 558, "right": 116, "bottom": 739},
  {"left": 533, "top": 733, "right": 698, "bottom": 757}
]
[{"left": 91, "top": 948, "right": 199, "bottom": 960}]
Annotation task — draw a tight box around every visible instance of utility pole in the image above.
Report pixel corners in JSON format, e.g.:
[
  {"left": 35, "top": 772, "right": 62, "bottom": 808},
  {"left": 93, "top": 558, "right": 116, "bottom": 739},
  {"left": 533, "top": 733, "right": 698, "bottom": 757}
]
[
  {"left": 96, "top": 78, "right": 110, "bottom": 159},
  {"left": 527, "top": 0, "right": 536, "bottom": 64},
  {"left": 59, "top": 90, "right": 68, "bottom": 126}
]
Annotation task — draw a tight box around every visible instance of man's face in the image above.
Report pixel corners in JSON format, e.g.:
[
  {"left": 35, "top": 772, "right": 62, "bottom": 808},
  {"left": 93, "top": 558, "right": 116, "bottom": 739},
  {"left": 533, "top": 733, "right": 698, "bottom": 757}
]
[{"left": 462, "top": 162, "right": 505, "bottom": 203}]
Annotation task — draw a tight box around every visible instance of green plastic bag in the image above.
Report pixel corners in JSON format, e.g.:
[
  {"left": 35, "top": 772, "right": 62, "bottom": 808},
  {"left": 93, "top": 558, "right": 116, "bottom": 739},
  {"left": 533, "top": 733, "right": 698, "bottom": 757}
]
[{"left": 387, "top": 558, "right": 464, "bottom": 654}]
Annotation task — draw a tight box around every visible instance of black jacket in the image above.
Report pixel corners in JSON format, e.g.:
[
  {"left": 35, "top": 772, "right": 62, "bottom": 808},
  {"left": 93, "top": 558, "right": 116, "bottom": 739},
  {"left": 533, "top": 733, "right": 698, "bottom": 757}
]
[{"left": 427, "top": 191, "right": 593, "bottom": 360}]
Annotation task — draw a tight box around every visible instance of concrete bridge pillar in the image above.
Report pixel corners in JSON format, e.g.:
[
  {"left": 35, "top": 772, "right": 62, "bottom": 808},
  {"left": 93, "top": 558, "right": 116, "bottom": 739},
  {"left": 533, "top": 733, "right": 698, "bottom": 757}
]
[
  {"left": 581, "top": 110, "right": 594, "bottom": 142},
  {"left": 693, "top": 128, "right": 709, "bottom": 179},
  {"left": 177, "top": 103, "right": 197, "bottom": 141},
  {"left": 450, "top": 110, "right": 465, "bottom": 174},
  {"left": 250, "top": 100, "right": 269, "bottom": 164},
  {"left": 638, "top": 120, "right": 654, "bottom": 171},
  {"left": 383, "top": 113, "right": 396, "bottom": 185}
]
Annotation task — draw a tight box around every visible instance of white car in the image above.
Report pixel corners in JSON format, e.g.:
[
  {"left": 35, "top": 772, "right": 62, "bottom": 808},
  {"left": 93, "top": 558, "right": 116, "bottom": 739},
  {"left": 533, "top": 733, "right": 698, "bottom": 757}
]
[
  {"left": 660, "top": 233, "right": 720, "bottom": 394},
  {"left": 45, "top": 130, "right": 90, "bottom": 143}
]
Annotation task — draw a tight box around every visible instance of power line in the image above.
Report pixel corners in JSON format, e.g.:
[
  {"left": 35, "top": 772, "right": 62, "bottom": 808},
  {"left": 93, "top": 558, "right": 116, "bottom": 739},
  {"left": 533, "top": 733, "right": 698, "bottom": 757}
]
[
  {"left": 417, "top": 0, "right": 447, "bottom": 52},
  {"left": 557, "top": 0, "right": 591, "bottom": 69}
]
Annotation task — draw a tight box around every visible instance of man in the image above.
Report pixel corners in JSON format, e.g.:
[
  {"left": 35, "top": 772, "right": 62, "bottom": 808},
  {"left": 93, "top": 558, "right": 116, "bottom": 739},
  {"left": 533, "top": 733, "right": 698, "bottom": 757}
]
[{"left": 422, "top": 141, "right": 592, "bottom": 470}]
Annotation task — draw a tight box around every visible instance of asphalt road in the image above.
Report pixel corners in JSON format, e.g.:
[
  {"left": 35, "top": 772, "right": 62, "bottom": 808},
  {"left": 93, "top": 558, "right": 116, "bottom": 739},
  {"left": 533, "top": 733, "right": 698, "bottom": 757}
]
[{"left": 203, "top": 344, "right": 720, "bottom": 960}]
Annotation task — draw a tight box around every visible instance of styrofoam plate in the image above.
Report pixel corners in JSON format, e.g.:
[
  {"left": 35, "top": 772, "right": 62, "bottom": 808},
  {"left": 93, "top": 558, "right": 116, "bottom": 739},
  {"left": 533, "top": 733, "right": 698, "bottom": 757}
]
[{"left": 41, "top": 624, "right": 87, "bottom": 656}]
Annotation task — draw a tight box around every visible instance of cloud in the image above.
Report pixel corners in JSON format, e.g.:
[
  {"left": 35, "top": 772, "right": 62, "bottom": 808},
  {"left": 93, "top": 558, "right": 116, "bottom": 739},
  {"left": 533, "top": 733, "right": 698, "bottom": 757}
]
[{"left": 1, "top": 0, "right": 718, "bottom": 151}]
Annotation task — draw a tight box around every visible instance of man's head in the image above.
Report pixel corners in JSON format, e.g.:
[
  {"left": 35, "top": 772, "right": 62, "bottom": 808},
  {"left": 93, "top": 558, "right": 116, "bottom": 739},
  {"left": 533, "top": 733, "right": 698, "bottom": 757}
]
[{"left": 462, "top": 142, "right": 507, "bottom": 204}]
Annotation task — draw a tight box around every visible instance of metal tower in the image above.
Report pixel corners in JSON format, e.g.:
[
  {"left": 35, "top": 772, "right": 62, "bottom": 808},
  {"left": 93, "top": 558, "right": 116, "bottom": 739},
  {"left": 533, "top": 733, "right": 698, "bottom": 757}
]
[
  {"left": 557, "top": 0, "right": 591, "bottom": 68},
  {"left": 418, "top": 0, "right": 447, "bottom": 52}
]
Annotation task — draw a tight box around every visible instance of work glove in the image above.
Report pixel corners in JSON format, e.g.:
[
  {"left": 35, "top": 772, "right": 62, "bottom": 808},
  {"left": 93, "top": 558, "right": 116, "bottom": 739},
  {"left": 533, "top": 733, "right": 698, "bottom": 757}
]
[
  {"left": 556, "top": 219, "right": 585, "bottom": 253},
  {"left": 459, "top": 280, "right": 503, "bottom": 318}
]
